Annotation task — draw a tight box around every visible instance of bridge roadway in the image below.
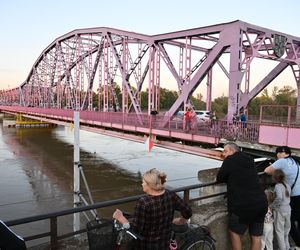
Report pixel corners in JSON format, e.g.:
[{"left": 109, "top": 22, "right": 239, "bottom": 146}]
[{"left": 1, "top": 105, "right": 300, "bottom": 157}]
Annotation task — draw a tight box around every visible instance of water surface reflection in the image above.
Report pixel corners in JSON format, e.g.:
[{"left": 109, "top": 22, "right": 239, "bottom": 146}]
[{"left": 0, "top": 123, "right": 221, "bottom": 245}]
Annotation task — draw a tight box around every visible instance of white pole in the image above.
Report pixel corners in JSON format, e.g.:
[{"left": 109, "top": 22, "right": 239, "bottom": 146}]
[{"left": 73, "top": 111, "right": 80, "bottom": 232}]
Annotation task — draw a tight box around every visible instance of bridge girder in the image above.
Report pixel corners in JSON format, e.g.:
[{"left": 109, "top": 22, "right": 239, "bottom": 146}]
[{"left": 1, "top": 20, "right": 300, "bottom": 121}]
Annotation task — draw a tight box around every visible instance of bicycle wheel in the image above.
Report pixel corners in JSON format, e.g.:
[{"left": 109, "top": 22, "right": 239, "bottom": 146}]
[
  {"left": 180, "top": 236, "right": 215, "bottom": 250},
  {"left": 177, "top": 226, "right": 216, "bottom": 250}
]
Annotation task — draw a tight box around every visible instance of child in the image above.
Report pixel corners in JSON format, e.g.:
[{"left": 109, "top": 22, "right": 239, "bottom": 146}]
[
  {"left": 270, "top": 169, "right": 291, "bottom": 250},
  {"left": 261, "top": 189, "right": 274, "bottom": 250}
]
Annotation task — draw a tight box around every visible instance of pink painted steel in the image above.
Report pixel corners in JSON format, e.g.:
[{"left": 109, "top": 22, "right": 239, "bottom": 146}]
[
  {"left": 259, "top": 125, "right": 289, "bottom": 146},
  {"left": 1, "top": 20, "right": 300, "bottom": 126},
  {"left": 2, "top": 105, "right": 300, "bottom": 149}
]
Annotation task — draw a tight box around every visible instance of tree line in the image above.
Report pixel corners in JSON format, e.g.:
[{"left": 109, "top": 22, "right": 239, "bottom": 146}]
[{"left": 93, "top": 84, "right": 297, "bottom": 118}]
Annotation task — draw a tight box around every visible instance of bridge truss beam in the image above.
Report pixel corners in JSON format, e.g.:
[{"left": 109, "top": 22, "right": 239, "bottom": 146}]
[{"left": 1, "top": 20, "right": 300, "bottom": 122}]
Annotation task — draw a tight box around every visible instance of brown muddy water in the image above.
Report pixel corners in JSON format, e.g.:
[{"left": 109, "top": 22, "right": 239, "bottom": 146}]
[{"left": 0, "top": 121, "right": 221, "bottom": 246}]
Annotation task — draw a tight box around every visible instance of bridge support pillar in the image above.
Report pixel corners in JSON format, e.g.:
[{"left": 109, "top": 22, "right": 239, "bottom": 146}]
[{"left": 227, "top": 30, "right": 244, "bottom": 122}]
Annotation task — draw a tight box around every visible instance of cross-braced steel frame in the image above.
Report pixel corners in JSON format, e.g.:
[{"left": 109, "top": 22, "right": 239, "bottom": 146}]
[{"left": 1, "top": 20, "right": 300, "bottom": 121}]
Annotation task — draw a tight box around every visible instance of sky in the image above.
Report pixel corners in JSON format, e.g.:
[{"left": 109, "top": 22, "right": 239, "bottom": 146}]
[{"left": 1, "top": 0, "right": 300, "bottom": 98}]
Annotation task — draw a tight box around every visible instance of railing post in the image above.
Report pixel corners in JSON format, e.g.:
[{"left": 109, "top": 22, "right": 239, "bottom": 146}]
[
  {"left": 50, "top": 217, "right": 58, "bottom": 249},
  {"left": 183, "top": 190, "right": 190, "bottom": 203},
  {"left": 287, "top": 106, "right": 291, "bottom": 126}
]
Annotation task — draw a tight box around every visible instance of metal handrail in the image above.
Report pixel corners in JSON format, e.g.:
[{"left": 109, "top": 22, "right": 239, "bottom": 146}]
[{"left": 4, "top": 181, "right": 224, "bottom": 248}]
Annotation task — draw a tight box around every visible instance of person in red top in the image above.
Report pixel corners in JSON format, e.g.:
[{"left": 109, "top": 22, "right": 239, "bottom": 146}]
[{"left": 184, "top": 108, "right": 191, "bottom": 132}]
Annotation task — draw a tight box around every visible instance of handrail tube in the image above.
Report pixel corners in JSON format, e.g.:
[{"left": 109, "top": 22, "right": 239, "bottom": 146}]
[
  {"left": 3, "top": 180, "right": 230, "bottom": 249},
  {"left": 5, "top": 194, "right": 144, "bottom": 226},
  {"left": 189, "top": 191, "right": 227, "bottom": 202}
]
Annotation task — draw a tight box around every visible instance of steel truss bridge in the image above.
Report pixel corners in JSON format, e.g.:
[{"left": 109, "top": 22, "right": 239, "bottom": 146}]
[{"left": 1, "top": 20, "right": 300, "bottom": 151}]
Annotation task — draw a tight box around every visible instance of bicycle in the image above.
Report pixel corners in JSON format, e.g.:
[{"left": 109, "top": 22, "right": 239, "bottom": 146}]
[
  {"left": 87, "top": 216, "right": 216, "bottom": 250},
  {"left": 86, "top": 217, "right": 141, "bottom": 250},
  {"left": 170, "top": 222, "right": 216, "bottom": 250}
]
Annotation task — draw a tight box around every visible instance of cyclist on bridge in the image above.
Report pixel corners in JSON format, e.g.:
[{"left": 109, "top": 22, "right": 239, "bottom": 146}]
[{"left": 113, "top": 168, "right": 192, "bottom": 250}]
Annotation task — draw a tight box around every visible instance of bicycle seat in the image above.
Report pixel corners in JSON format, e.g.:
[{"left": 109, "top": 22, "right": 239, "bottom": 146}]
[{"left": 171, "top": 223, "right": 188, "bottom": 233}]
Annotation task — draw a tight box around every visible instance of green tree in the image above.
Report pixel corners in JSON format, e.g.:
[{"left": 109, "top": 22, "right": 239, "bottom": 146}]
[
  {"left": 211, "top": 95, "right": 228, "bottom": 118},
  {"left": 191, "top": 93, "right": 206, "bottom": 110},
  {"left": 274, "top": 85, "right": 296, "bottom": 105},
  {"left": 248, "top": 88, "right": 273, "bottom": 116},
  {"left": 160, "top": 88, "right": 178, "bottom": 110}
]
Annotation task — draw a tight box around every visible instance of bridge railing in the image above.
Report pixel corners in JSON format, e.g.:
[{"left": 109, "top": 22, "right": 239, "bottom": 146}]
[
  {"left": 4, "top": 181, "right": 226, "bottom": 249},
  {"left": 0, "top": 105, "right": 262, "bottom": 143}
]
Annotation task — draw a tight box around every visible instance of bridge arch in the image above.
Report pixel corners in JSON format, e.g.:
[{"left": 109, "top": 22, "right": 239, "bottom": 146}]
[{"left": 1, "top": 20, "right": 300, "bottom": 121}]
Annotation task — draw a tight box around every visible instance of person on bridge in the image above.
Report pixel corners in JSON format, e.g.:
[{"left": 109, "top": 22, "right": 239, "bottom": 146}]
[
  {"left": 113, "top": 168, "right": 192, "bottom": 250},
  {"left": 190, "top": 108, "right": 197, "bottom": 131},
  {"left": 184, "top": 107, "right": 192, "bottom": 132},
  {"left": 264, "top": 146, "right": 300, "bottom": 249},
  {"left": 216, "top": 142, "right": 268, "bottom": 250}
]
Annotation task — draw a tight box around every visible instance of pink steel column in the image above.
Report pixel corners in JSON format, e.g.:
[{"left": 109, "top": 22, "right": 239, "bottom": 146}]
[
  {"left": 75, "top": 35, "right": 81, "bottom": 110},
  {"left": 88, "top": 34, "right": 93, "bottom": 111},
  {"left": 98, "top": 46, "right": 103, "bottom": 111},
  {"left": 184, "top": 37, "right": 192, "bottom": 109},
  {"left": 103, "top": 36, "right": 109, "bottom": 112},
  {"left": 122, "top": 38, "right": 129, "bottom": 113},
  {"left": 148, "top": 46, "right": 155, "bottom": 114},
  {"left": 155, "top": 50, "right": 161, "bottom": 112},
  {"left": 291, "top": 63, "right": 300, "bottom": 122},
  {"left": 137, "top": 43, "right": 142, "bottom": 107},
  {"left": 243, "top": 64, "right": 250, "bottom": 111},
  {"left": 206, "top": 69, "right": 212, "bottom": 111},
  {"left": 57, "top": 60, "right": 61, "bottom": 109},
  {"left": 80, "top": 40, "right": 85, "bottom": 110},
  {"left": 227, "top": 29, "right": 244, "bottom": 122},
  {"left": 179, "top": 46, "right": 184, "bottom": 82},
  {"left": 109, "top": 46, "right": 114, "bottom": 111}
]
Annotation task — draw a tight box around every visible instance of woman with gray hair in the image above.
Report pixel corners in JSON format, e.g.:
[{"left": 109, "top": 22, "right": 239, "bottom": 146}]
[{"left": 113, "top": 168, "right": 192, "bottom": 250}]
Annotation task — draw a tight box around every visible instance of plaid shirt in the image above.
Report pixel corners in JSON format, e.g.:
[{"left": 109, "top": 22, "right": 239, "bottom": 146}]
[{"left": 132, "top": 189, "right": 192, "bottom": 250}]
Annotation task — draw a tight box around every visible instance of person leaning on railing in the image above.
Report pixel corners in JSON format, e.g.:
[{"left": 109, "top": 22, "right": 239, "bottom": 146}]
[
  {"left": 216, "top": 142, "right": 268, "bottom": 250},
  {"left": 113, "top": 168, "right": 192, "bottom": 250},
  {"left": 264, "top": 146, "right": 300, "bottom": 249}
]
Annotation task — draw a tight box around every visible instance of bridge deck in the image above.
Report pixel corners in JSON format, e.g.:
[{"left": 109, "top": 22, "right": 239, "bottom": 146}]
[{"left": 1, "top": 106, "right": 300, "bottom": 155}]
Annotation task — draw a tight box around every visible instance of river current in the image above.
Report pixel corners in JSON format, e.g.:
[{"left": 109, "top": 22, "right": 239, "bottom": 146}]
[{"left": 0, "top": 121, "right": 221, "bottom": 246}]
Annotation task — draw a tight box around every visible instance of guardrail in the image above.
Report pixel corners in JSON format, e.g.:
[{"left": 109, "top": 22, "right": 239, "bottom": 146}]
[
  {"left": 0, "top": 106, "right": 260, "bottom": 144},
  {"left": 5, "top": 181, "right": 226, "bottom": 249}
]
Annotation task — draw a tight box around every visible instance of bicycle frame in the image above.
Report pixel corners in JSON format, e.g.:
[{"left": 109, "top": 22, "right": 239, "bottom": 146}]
[{"left": 114, "top": 219, "right": 139, "bottom": 250}]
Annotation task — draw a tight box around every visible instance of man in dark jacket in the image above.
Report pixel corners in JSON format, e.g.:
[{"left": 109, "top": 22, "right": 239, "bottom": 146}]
[{"left": 216, "top": 143, "right": 267, "bottom": 250}]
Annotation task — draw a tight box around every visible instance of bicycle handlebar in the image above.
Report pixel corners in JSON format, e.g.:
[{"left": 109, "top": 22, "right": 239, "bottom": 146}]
[{"left": 114, "top": 219, "right": 144, "bottom": 241}]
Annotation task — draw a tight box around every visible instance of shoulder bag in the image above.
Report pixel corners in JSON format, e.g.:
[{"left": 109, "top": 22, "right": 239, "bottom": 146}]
[{"left": 291, "top": 162, "right": 299, "bottom": 190}]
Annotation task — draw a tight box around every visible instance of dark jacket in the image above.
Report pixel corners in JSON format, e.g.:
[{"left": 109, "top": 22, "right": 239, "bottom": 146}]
[{"left": 216, "top": 152, "right": 267, "bottom": 223}]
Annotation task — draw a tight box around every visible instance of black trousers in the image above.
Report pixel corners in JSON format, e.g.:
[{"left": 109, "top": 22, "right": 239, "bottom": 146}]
[
  {"left": 0, "top": 220, "right": 26, "bottom": 250},
  {"left": 290, "top": 195, "right": 300, "bottom": 247}
]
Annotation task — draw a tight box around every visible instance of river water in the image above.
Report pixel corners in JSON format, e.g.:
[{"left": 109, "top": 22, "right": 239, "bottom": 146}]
[{"left": 0, "top": 120, "right": 221, "bottom": 246}]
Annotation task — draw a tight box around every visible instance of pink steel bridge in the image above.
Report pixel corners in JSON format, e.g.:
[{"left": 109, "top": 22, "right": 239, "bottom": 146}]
[{"left": 1, "top": 20, "right": 300, "bottom": 152}]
